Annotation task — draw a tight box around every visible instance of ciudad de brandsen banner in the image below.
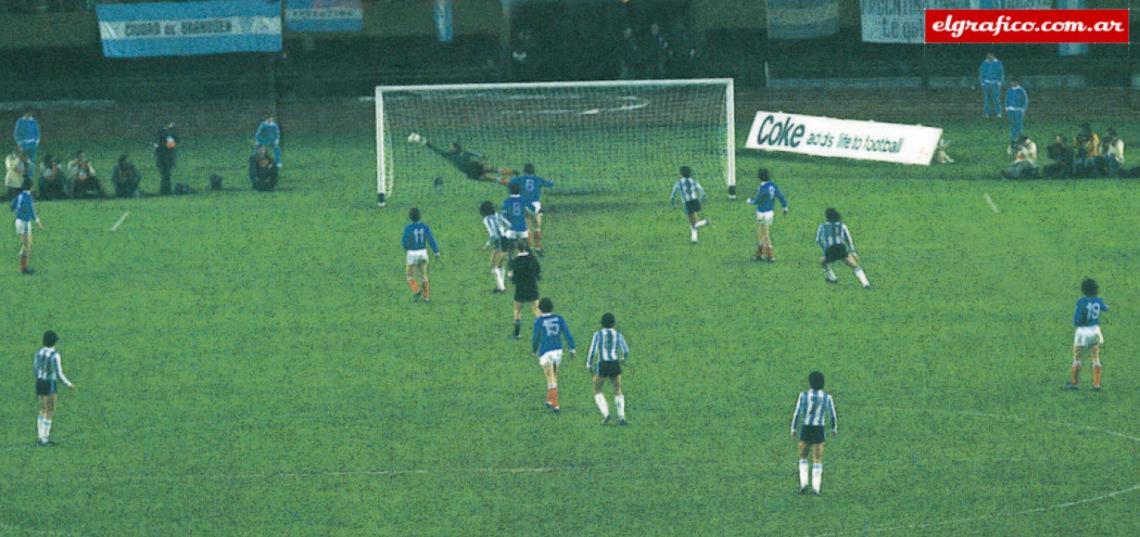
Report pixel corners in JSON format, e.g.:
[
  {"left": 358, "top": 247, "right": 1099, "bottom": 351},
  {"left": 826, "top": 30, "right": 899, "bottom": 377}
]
[{"left": 745, "top": 112, "right": 942, "bottom": 166}]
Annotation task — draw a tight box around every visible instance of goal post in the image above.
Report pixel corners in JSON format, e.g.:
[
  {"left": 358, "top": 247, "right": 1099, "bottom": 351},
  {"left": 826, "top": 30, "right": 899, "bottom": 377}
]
[{"left": 375, "top": 79, "right": 735, "bottom": 205}]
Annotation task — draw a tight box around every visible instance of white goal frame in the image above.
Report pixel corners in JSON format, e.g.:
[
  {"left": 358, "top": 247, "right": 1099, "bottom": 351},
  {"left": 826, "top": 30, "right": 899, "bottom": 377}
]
[{"left": 374, "top": 78, "right": 735, "bottom": 206}]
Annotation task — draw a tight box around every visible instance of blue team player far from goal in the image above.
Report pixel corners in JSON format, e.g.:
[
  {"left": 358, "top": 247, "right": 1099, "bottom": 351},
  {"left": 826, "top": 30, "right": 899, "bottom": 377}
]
[
  {"left": 407, "top": 132, "right": 516, "bottom": 184},
  {"left": 254, "top": 115, "right": 281, "bottom": 167}
]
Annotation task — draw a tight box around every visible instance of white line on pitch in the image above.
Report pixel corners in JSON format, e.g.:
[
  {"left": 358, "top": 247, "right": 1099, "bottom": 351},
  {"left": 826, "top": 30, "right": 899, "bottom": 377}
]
[
  {"left": 110, "top": 211, "right": 130, "bottom": 232},
  {"left": 983, "top": 193, "right": 1000, "bottom": 213}
]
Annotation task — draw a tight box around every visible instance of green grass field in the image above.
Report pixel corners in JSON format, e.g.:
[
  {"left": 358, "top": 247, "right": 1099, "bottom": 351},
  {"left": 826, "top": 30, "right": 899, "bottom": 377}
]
[{"left": 0, "top": 116, "right": 1137, "bottom": 536}]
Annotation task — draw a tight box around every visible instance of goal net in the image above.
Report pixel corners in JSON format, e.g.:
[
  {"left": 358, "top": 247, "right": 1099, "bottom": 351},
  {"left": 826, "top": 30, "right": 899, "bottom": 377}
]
[{"left": 375, "top": 79, "right": 735, "bottom": 205}]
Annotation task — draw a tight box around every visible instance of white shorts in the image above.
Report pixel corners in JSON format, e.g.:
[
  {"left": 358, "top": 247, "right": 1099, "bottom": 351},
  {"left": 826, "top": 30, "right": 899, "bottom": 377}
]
[
  {"left": 405, "top": 249, "right": 429, "bottom": 265},
  {"left": 538, "top": 349, "right": 563, "bottom": 368},
  {"left": 529, "top": 201, "right": 542, "bottom": 215},
  {"left": 505, "top": 229, "right": 529, "bottom": 240},
  {"left": 15, "top": 219, "right": 32, "bottom": 236},
  {"left": 755, "top": 211, "right": 775, "bottom": 225},
  {"left": 1073, "top": 326, "right": 1104, "bottom": 348}
]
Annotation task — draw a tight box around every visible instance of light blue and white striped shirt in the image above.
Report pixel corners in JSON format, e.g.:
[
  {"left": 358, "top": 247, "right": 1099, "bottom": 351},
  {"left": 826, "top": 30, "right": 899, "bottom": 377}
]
[
  {"left": 482, "top": 213, "right": 510, "bottom": 241},
  {"left": 585, "top": 328, "right": 629, "bottom": 368},
  {"left": 669, "top": 176, "right": 705, "bottom": 206},
  {"left": 790, "top": 389, "right": 836, "bottom": 432},
  {"left": 34, "top": 346, "right": 72, "bottom": 386},
  {"left": 815, "top": 221, "right": 855, "bottom": 254}
]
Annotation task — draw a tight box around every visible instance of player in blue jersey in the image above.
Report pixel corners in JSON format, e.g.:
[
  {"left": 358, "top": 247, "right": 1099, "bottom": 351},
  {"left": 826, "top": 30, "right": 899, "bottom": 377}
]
[
  {"left": 815, "top": 208, "right": 871, "bottom": 289},
  {"left": 586, "top": 312, "right": 630, "bottom": 425},
  {"left": 11, "top": 179, "right": 42, "bottom": 275},
  {"left": 746, "top": 168, "right": 788, "bottom": 262},
  {"left": 508, "top": 163, "right": 554, "bottom": 254},
  {"left": 532, "top": 297, "right": 576, "bottom": 413},
  {"left": 408, "top": 134, "right": 515, "bottom": 184},
  {"left": 480, "top": 201, "right": 512, "bottom": 294},
  {"left": 669, "top": 166, "right": 709, "bottom": 243},
  {"left": 502, "top": 183, "right": 529, "bottom": 251},
  {"left": 34, "top": 330, "right": 76, "bottom": 446},
  {"left": 253, "top": 115, "right": 281, "bottom": 167},
  {"left": 401, "top": 208, "right": 441, "bottom": 303},
  {"left": 1066, "top": 278, "right": 1108, "bottom": 391},
  {"left": 791, "top": 371, "right": 837, "bottom": 495}
]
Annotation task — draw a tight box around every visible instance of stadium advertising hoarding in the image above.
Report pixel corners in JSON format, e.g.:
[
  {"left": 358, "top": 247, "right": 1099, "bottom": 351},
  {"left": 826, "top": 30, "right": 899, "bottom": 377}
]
[
  {"left": 96, "top": 1, "right": 282, "bottom": 58},
  {"left": 286, "top": 0, "right": 363, "bottom": 33},
  {"left": 766, "top": 0, "right": 840, "bottom": 40},
  {"left": 745, "top": 111, "right": 942, "bottom": 165},
  {"left": 860, "top": 0, "right": 1053, "bottom": 43}
]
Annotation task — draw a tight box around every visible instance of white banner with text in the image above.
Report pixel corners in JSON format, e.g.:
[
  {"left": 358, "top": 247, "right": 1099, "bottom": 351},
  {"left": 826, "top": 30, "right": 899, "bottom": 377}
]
[{"left": 744, "top": 111, "right": 942, "bottom": 165}]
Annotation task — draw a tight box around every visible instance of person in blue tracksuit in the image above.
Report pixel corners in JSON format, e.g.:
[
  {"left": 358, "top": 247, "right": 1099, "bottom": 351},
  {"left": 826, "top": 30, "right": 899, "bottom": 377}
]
[
  {"left": 979, "top": 53, "right": 1004, "bottom": 119},
  {"left": 1005, "top": 81, "right": 1028, "bottom": 153},
  {"left": 254, "top": 115, "right": 281, "bottom": 167},
  {"left": 13, "top": 110, "right": 40, "bottom": 177}
]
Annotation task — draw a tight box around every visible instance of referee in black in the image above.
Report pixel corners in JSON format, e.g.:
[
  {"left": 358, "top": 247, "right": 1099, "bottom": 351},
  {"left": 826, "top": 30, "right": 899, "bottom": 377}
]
[{"left": 508, "top": 245, "right": 541, "bottom": 339}]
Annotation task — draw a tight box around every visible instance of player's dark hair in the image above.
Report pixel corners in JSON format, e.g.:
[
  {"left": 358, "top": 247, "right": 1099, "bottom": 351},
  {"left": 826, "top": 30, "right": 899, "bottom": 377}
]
[
  {"left": 524, "top": 163, "right": 535, "bottom": 175},
  {"left": 479, "top": 201, "right": 495, "bottom": 216},
  {"left": 1081, "top": 278, "right": 1098, "bottom": 297},
  {"left": 601, "top": 312, "right": 615, "bottom": 328},
  {"left": 679, "top": 166, "right": 692, "bottom": 178},
  {"left": 509, "top": 183, "right": 521, "bottom": 195},
  {"left": 43, "top": 330, "right": 58, "bottom": 347},
  {"left": 21, "top": 178, "right": 33, "bottom": 190},
  {"left": 408, "top": 207, "right": 421, "bottom": 222},
  {"left": 808, "top": 371, "right": 825, "bottom": 390},
  {"left": 825, "top": 207, "right": 841, "bottom": 222},
  {"left": 757, "top": 167, "right": 770, "bottom": 182},
  {"left": 539, "top": 298, "right": 553, "bottom": 313}
]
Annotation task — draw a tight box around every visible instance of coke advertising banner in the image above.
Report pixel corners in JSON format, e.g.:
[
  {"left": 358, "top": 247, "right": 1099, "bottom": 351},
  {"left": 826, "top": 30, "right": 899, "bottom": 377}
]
[{"left": 744, "top": 112, "right": 943, "bottom": 166}]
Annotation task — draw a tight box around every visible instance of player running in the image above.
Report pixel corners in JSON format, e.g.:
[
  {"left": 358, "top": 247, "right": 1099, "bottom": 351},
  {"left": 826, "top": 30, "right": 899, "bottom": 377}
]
[
  {"left": 508, "top": 163, "right": 554, "bottom": 254},
  {"left": 532, "top": 297, "right": 576, "bottom": 413},
  {"left": 669, "top": 165, "right": 709, "bottom": 244},
  {"left": 480, "top": 201, "right": 512, "bottom": 294},
  {"left": 401, "top": 207, "right": 441, "bottom": 303},
  {"left": 508, "top": 245, "right": 541, "bottom": 340},
  {"left": 586, "top": 312, "right": 630, "bottom": 426},
  {"left": 408, "top": 133, "right": 514, "bottom": 184},
  {"left": 35, "top": 330, "right": 76, "bottom": 446},
  {"left": 791, "top": 371, "right": 837, "bottom": 495},
  {"left": 815, "top": 208, "right": 871, "bottom": 289},
  {"left": 502, "top": 183, "right": 529, "bottom": 251},
  {"left": 1066, "top": 278, "right": 1108, "bottom": 391},
  {"left": 746, "top": 168, "right": 788, "bottom": 262},
  {"left": 11, "top": 178, "right": 42, "bottom": 275}
]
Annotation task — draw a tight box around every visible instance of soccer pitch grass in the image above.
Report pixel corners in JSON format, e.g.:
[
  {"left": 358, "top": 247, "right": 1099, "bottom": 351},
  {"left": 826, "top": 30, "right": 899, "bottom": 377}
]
[{"left": 0, "top": 119, "right": 1137, "bottom": 536}]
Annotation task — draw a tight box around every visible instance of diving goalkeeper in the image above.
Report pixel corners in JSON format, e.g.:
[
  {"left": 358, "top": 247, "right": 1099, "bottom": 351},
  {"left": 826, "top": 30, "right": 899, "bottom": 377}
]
[{"left": 408, "top": 133, "right": 514, "bottom": 184}]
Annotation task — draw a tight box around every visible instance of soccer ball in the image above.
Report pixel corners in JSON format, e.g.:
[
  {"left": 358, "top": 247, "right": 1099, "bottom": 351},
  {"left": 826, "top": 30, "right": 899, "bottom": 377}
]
[{"left": 407, "top": 133, "right": 423, "bottom": 144}]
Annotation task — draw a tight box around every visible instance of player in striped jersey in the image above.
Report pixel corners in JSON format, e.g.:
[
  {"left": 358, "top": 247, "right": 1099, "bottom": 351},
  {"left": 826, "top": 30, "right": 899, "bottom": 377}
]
[
  {"left": 1066, "top": 278, "right": 1108, "bottom": 391},
  {"left": 586, "top": 313, "right": 630, "bottom": 425},
  {"left": 532, "top": 298, "right": 576, "bottom": 413},
  {"left": 508, "top": 163, "right": 554, "bottom": 254},
  {"left": 401, "top": 208, "right": 441, "bottom": 303},
  {"left": 790, "top": 371, "right": 837, "bottom": 495},
  {"left": 34, "top": 330, "right": 76, "bottom": 446},
  {"left": 11, "top": 178, "right": 42, "bottom": 275},
  {"left": 815, "top": 208, "right": 871, "bottom": 289},
  {"left": 669, "top": 166, "right": 709, "bottom": 243},
  {"left": 479, "top": 201, "right": 512, "bottom": 294},
  {"left": 746, "top": 168, "right": 788, "bottom": 262}
]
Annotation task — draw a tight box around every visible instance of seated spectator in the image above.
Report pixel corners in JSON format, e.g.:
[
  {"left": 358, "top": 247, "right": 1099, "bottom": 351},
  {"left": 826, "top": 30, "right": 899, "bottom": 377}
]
[
  {"left": 1042, "top": 134, "right": 1074, "bottom": 179},
  {"left": 934, "top": 138, "right": 954, "bottom": 164},
  {"left": 248, "top": 145, "right": 278, "bottom": 192},
  {"left": 67, "top": 150, "right": 106, "bottom": 198},
  {"left": 38, "top": 155, "right": 70, "bottom": 200},
  {"left": 111, "top": 154, "right": 142, "bottom": 198},
  {"left": 1073, "top": 123, "right": 1100, "bottom": 177},
  {"left": 1099, "top": 128, "right": 1124, "bottom": 177},
  {"left": 1002, "top": 135, "right": 1038, "bottom": 179},
  {"left": 5, "top": 146, "right": 30, "bottom": 200}
]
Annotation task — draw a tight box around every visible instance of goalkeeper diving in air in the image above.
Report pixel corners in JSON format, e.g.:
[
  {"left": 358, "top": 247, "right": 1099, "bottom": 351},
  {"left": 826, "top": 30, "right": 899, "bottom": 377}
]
[{"left": 407, "top": 133, "right": 515, "bottom": 184}]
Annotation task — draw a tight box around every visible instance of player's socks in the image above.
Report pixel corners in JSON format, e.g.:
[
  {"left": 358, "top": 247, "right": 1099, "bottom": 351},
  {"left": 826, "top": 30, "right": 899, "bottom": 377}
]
[
  {"left": 36, "top": 416, "right": 45, "bottom": 441},
  {"left": 798, "top": 459, "right": 810, "bottom": 489},
  {"left": 594, "top": 393, "right": 610, "bottom": 418},
  {"left": 20, "top": 255, "right": 28, "bottom": 272},
  {"left": 690, "top": 228, "right": 698, "bottom": 243},
  {"left": 824, "top": 266, "right": 838, "bottom": 283},
  {"left": 422, "top": 281, "right": 431, "bottom": 300},
  {"left": 493, "top": 268, "right": 505, "bottom": 290},
  {"left": 407, "top": 279, "right": 420, "bottom": 294},
  {"left": 854, "top": 267, "right": 870, "bottom": 287},
  {"left": 753, "top": 245, "right": 764, "bottom": 258},
  {"left": 614, "top": 395, "right": 625, "bottom": 419},
  {"left": 534, "top": 230, "right": 543, "bottom": 249},
  {"left": 1092, "top": 360, "right": 1102, "bottom": 387},
  {"left": 1070, "top": 360, "right": 1081, "bottom": 385},
  {"left": 513, "top": 320, "right": 521, "bottom": 338},
  {"left": 812, "top": 463, "right": 823, "bottom": 494},
  {"left": 44, "top": 419, "right": 52, "bottom": 439}
]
